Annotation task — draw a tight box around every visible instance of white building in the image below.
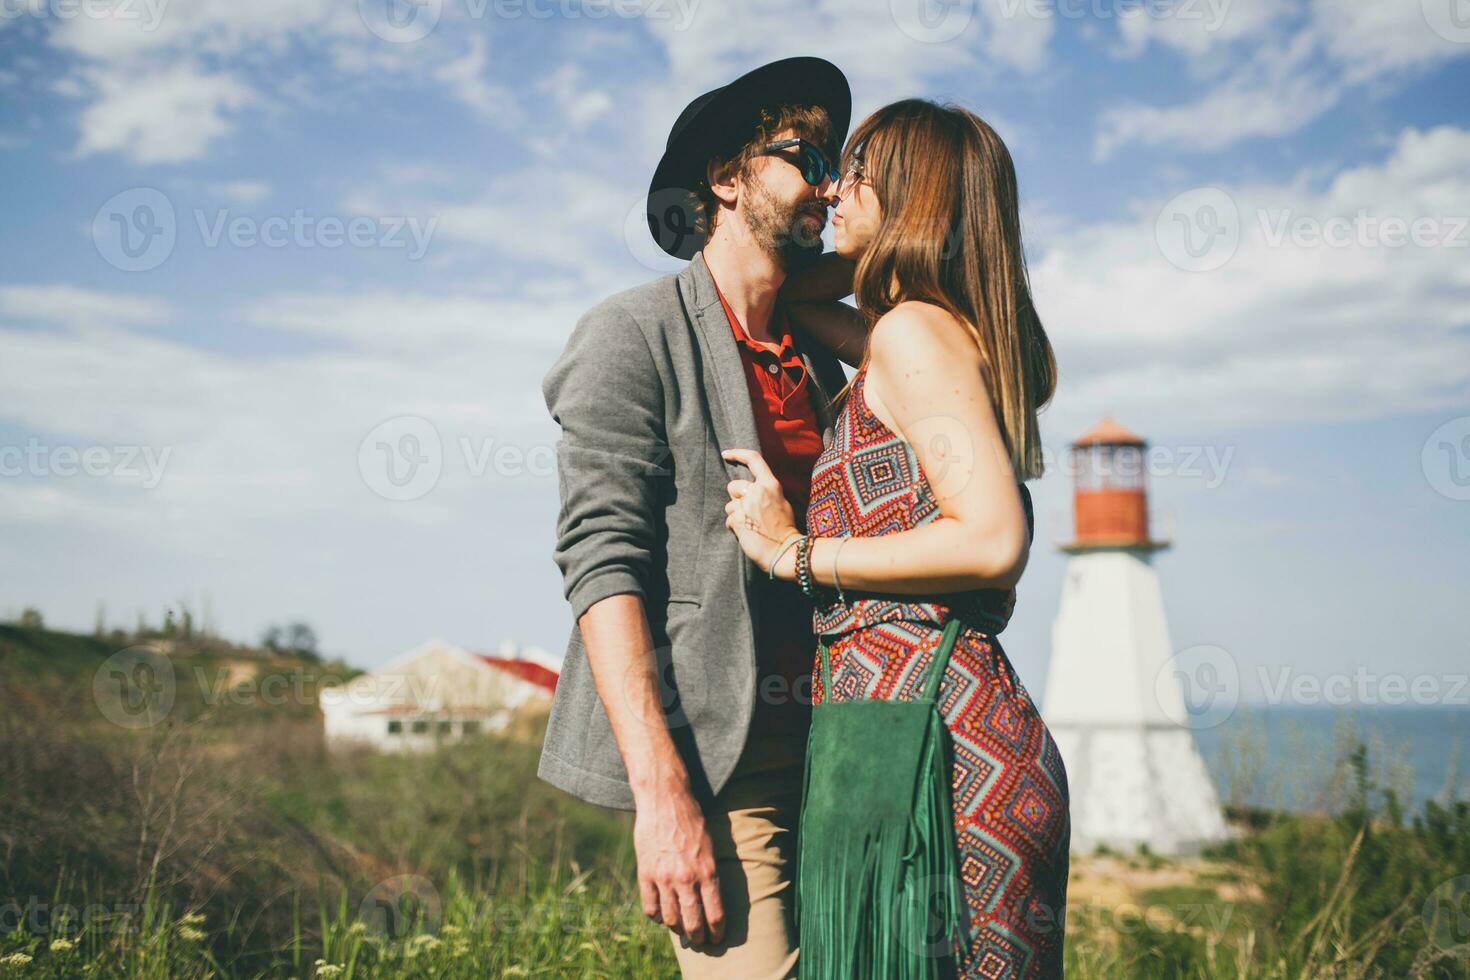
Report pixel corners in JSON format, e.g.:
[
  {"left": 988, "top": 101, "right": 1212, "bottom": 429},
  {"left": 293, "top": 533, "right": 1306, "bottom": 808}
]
[
  {"left": 320, "top": 638, "right": 558, "bottom": 752},
  {"left": 1042, "top": 419, "right": 1230, "bottom": 856}
]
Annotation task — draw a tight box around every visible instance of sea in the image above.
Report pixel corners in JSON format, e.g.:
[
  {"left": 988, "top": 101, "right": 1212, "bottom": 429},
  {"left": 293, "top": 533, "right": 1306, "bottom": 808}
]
[{"left": 1191, "top": 704, "right": 1470, "bottom": 815}]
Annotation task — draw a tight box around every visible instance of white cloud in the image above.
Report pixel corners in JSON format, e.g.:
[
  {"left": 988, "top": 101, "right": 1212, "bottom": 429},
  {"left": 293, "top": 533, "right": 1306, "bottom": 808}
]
[
  {"left": 433, "top": 33, "right": 518, "bottom": 125},
  {"left": 1093, "top": 0, "right": 1470, "bottom": 159},
  {"left": 0, "top": 284, "right": 168, "bottom": 327},
  {"left": 537, "top": 64, "right": 613, "bottom": 130},
  {"left": 342, "top": 165, "right": 637, "bottom": 279},
  {"left": 1034, "top": 125, "right": 1470, "bottom": 434},
  {"left": 46, "top": 0, "right": 345, "bottom": 60},
  {"left": 244, "top": 290, "right": 581, "bottom": 358},
  {"left": 0, "top": 287, "right": 573, "bottom": 548},
  {"left": 1095, "top": 29, "right": 1340, "bottom": 160},
  {"left": 641, "top": 0, "right": 1047, "bottom": 122},
  {"left": 70, "top": 61, "right": 254, "bottom": 164},
  {"left": 208, "top": 180, "right": 274, "bottom": 204},
  {"left": 1309, "top": 0, "right": 1470, "bottom": 83},
  {"left": 1111, "top": 0, "right": 1284, "bottom": 58}
]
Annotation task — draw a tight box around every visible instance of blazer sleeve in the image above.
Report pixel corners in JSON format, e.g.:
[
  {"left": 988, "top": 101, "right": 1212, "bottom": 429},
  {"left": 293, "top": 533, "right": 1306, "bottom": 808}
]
[{"left": 543, "top": 303, "right": 668, "bottom": 622}]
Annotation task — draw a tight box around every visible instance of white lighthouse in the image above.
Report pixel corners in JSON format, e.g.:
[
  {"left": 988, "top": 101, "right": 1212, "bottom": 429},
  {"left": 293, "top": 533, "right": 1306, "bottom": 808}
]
[{"left": 1042, "top": 418, "right": 1229, "bottom": 856}]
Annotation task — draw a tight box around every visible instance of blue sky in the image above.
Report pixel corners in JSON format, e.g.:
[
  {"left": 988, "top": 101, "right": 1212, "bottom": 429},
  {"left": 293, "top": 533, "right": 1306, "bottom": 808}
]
[{"left": 1, "top": 0, "right": 1467, "bottom": 705}]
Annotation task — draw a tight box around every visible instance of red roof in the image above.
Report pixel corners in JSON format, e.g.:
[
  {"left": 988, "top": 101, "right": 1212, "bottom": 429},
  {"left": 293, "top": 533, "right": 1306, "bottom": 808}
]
[
  {"left": 476, "top": 655, "right": 558, "bottom": 694},
  {"left": 1072, "top": 416, "right": 1145, "bottom": 447}
]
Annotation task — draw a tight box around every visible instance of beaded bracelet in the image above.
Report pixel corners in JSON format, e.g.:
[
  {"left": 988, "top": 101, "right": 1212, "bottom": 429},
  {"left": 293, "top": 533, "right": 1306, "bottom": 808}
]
[{"left": 797, "top": 533, "right": 817, "bottom": 599}]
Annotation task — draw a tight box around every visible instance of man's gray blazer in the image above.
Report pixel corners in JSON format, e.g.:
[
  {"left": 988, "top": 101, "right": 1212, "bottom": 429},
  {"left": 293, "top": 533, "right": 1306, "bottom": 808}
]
[{"left": 539, "top": 251, "right": 850, "bottom": 811}]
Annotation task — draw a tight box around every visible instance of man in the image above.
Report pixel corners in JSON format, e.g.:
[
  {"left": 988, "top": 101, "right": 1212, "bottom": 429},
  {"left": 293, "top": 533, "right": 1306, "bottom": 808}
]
[{"left": 538, "top": 57, "right": 851, "bottom": 977}]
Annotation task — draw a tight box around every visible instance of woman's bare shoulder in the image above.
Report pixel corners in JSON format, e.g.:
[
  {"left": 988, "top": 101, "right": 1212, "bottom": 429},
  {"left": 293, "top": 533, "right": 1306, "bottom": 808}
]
[{"left": 868, "top": 300, "right": 980, "bottom": 371}]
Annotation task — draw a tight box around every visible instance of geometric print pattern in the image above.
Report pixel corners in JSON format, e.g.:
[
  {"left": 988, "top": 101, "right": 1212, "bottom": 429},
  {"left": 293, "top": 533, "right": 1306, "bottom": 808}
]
[
  {"left": 806, "top": 368, "right": 1036, "bottom": 639},
  {"left": 806, "top": 369, "right": 1070, "bottom": 978}
]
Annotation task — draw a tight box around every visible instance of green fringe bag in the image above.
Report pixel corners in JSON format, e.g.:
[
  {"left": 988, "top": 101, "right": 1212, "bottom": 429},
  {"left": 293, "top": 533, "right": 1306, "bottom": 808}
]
[{"left": 795, "top": 616, "right": 970, "bottom": 978}]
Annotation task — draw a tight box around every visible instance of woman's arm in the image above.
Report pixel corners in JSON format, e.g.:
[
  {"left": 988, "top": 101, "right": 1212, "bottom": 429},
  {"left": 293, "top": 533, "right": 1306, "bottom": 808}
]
[
  {"left": 782, "top": 251, "right": 856, "bottom": 302},
  {"left": 786, "top": 302, "right": 868, "bottom": 369},
  {"left": 782, "top": 252, "right": 868, "bottom": 368},
  {"left": 725, "top": 301, "right": 1029, "bottom": 593}
]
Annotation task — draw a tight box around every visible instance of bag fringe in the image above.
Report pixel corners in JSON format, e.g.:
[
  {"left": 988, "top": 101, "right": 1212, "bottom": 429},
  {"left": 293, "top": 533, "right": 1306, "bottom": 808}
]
[{"left": 796, "top": 713, "right": 970, "bottom": 978}]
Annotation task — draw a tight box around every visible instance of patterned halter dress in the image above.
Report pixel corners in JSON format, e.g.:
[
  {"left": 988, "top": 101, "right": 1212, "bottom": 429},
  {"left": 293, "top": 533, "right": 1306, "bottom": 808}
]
[{"left": 804, "top": 366, "right": 1071, "bottom": 978}]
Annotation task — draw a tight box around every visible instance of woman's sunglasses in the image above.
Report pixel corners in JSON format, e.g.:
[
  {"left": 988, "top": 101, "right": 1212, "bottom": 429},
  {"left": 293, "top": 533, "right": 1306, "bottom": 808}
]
[
  {"left": 830, "top": 156, "right": 867, "bottom": 200},
  {"left": 759, "top": 138, "right": 840, "bottom": 187}
]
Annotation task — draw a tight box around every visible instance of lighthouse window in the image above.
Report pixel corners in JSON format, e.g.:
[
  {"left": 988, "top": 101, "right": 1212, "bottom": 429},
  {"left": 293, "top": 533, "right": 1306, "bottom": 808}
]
[
  {"left": 1076, "top": 445, "right": 1146, "bottom": 489},
  {"left": 1110, "top": 447, "right": 1145, "bottom": 488},
  {"left": 1074, "top": 447, "right": 1105, "bottom": 490}
]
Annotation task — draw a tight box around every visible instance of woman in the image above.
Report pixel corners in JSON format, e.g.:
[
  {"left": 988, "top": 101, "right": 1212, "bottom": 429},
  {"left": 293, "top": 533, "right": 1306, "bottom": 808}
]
[{"left": 721, "top": 99, "right": 1070, "bottom": 977}]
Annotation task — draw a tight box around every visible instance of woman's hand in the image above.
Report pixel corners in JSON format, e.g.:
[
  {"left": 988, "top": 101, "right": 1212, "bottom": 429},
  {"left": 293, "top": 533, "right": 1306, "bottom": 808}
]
[{"left": 721, "top": 448, "right": 799, "bottom": 574}]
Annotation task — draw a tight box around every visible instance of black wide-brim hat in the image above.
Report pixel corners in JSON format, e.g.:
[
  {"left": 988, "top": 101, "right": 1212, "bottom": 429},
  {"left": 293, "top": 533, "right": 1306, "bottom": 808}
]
[{"left": 646, "top": 56, "right": 851, "bottom": 260}]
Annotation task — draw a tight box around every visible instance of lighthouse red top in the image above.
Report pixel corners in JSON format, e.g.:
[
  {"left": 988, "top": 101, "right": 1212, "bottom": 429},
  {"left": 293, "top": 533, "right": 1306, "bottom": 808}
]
[
  {"left": 1072, "top": 416, "right": 1145, "bottom": 449},
  {"left": 1063, "top": 416, "right": 1169, "bottom": 552}
]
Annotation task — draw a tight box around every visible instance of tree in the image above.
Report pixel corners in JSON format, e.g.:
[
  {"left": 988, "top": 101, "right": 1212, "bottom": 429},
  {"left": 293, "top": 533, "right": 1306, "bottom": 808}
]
[{"left": 260, "top": 621, "right": 320, "bottom": 660}]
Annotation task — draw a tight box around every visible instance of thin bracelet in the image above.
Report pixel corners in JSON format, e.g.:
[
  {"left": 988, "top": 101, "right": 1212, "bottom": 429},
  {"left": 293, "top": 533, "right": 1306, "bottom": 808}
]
[
  {"left": 768, "top": 533, "right": 803, "bottom": 581},
  {"left": 831, "top": 536, "right": 852, "bottom": 606}
]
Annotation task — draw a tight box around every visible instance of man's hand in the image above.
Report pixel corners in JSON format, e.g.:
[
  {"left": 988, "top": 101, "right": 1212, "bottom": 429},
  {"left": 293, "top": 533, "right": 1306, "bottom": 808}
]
[{"left": 634, "top": 789, "right": 725, "bottom": 947}]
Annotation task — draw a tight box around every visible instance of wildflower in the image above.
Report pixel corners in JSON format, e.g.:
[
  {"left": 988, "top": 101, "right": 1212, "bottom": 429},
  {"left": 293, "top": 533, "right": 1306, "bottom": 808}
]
[
  {"left": 49, "top": 938, "right": 77, "bottom": 953},
  {"left": 347, "top": 922, "right": 367, "bottom": 936},
  {"left": 0, "top": 952, "right": 33, "bottom": 967},
  {"left": 179, "top": 912, "right": 206, "bottom": 926},
  {"left": 314, "top": 965, "right": 344, "bottom": 979},
  {"left": 177, "top": 926, "right": 206, "bottom": 942}
]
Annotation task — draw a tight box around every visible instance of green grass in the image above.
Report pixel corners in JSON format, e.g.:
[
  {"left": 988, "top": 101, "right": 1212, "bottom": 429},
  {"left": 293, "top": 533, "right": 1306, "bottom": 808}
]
[{"left": 4, "top": 623, "right": 1470, "bottom": 978}]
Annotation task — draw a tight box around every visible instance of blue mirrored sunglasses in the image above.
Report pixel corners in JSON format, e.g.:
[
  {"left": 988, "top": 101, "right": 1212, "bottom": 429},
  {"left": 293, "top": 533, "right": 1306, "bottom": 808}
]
[{"left": 759, "top": 138, "right": 840, "bottom": 187}]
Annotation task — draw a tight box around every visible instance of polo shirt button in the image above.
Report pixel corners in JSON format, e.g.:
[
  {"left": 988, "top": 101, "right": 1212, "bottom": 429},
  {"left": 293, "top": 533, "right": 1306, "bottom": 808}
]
[{"left": 767, "top": 363, "right": 779, "bottom": 374}]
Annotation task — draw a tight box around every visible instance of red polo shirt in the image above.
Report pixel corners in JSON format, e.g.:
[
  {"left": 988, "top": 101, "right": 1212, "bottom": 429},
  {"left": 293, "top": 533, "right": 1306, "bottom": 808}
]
[{"left": 710, "top": 271, "right": 824, "bottom": 737}]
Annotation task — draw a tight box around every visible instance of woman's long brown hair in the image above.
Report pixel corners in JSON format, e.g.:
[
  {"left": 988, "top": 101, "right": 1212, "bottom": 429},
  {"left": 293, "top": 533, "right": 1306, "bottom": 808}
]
[{"left": 839, "top": 99, "right": 1056, "bottom": 481}]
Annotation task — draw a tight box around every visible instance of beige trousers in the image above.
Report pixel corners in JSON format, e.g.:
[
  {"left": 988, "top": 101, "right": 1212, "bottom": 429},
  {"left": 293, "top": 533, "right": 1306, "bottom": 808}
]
[{"left": 669, "top": 731, "right": 806, "bottom": 980}]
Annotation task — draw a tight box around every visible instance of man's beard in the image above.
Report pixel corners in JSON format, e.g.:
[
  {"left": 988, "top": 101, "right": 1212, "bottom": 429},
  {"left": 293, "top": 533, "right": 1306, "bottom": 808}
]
[{"left": 744, "top": 171, "right": 826, "bottom": 272}]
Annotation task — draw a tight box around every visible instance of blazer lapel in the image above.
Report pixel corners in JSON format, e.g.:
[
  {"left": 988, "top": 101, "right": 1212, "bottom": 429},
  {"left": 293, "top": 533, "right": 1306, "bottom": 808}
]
[
  {"left": 681, "top": 252, "right": 762, "bottom": 592},
  {"left": 682, "top": 252, "right": 762, "bottom": 460}
]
